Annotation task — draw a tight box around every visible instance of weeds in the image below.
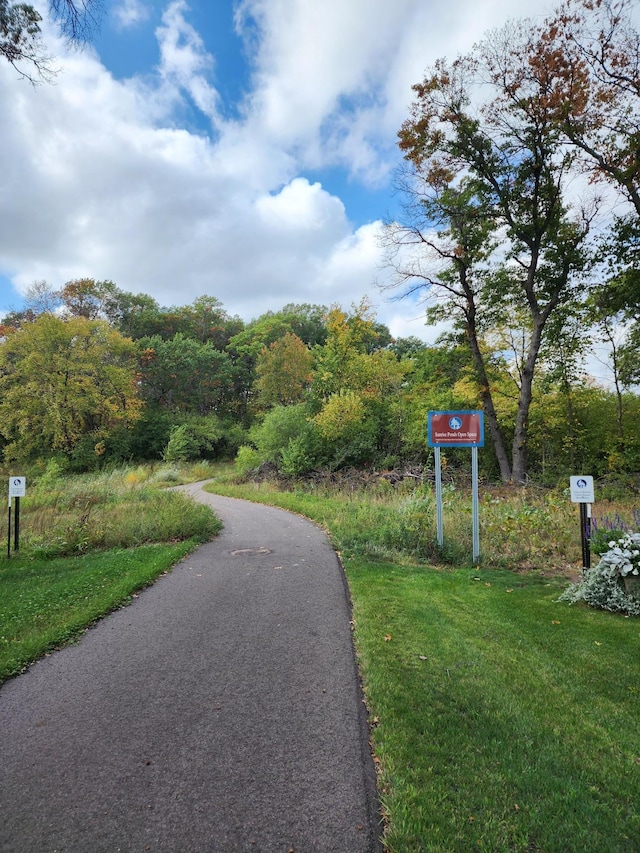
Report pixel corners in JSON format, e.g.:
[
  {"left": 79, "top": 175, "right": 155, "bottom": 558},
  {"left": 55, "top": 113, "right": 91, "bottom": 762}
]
[
  {"left": 1, "top": 464, "right": 220, "bottom": 559},
  {"left": 209, "top": 476, "right": 631, "bottom": 575}
]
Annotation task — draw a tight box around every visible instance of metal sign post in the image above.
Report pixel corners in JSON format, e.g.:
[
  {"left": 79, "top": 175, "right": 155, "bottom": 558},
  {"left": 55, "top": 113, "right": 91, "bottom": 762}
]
[
  {"left": 434, "top": 446, "right": 443, "bottom": 547},
  {"left": 427, "top": 411, "right": 484, "bottom": 564},
  {"left": 471, "top": 446, "right": 480, "bottom": 564},
  {"left": 7, "top": 478, "right": 26, "bottom": 557},
  {"left": 569, "top": 476, "right": 594, "bottom": 572}
]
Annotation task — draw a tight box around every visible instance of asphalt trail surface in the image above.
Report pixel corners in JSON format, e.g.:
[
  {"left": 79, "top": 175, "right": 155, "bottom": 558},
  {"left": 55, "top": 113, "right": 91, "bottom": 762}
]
[{"left": 0, "top": 483, "right": 383, "bottom": 853}]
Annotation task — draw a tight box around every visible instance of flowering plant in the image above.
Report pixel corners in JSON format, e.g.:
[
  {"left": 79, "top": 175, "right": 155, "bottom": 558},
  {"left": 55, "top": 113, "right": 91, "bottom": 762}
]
[
  {"left": 559, "top": 529, "right": 640, "bottom": 616},
  {"left": 596, "top": 533, "right": 640, "bottom": 580}
]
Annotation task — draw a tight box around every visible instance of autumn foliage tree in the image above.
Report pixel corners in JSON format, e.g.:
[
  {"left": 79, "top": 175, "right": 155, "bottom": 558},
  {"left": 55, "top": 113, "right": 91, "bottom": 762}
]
[
  {"left": 0, "top": 314, "right": 141, "bottom": 461},
  {"left": 254, "top": 332, "right": 314, "bottom": 408},
  {"left": 386, "top": 20, "right": 597, "bottom": 483}
]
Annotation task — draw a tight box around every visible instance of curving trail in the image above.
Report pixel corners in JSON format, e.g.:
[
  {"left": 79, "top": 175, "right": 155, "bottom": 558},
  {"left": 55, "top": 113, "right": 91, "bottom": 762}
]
[{"left": 0, "top": 482, "right": 383, "bottom": 853}]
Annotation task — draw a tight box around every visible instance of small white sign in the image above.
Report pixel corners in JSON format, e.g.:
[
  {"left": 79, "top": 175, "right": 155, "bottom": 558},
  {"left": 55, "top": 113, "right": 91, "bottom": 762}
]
[
  {"left": 9, "top": 477, "right": 26, "bottom": 498},
  {"left": 570, "top": 475, "right": 594, "bottom": 503}
]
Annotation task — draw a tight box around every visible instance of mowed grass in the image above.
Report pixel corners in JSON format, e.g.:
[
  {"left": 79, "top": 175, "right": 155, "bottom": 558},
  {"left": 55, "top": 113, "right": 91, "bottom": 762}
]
[
  {"left": 206, "top": 478, "right": 640, "bottom": 853},
  {"left": 350, "top": 561, "right": 639, "bottom": 853},
  {"left": 0, "top": 543, "right": 196, "bottom": 681},
  {"left": 0, "top": 465, "right": 221, "bottom": 681}
]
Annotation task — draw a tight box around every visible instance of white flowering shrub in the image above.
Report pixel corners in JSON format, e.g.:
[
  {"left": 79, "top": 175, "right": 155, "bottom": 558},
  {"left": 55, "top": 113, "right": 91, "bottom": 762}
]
[
  {"left": 597, "top": 533, "right": 640, "bottom": 579},
  {"left": 559, "top": 532, "right": 640, "bottom": 617}
]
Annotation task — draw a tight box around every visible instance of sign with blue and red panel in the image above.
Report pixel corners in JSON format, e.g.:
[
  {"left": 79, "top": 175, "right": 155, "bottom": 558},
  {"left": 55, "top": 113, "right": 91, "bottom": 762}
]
[{"left": 427, "top": 410, "right": 484, "bottom": 448}]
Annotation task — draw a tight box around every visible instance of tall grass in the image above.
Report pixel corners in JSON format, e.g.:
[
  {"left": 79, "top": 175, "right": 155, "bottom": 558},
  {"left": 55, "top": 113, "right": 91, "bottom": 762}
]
[
  {"left": 1, "top": 463, "right": 220, "bottom": 558},
  {"left": 206, "top": 476, "right": 637, "bottom": 574}
]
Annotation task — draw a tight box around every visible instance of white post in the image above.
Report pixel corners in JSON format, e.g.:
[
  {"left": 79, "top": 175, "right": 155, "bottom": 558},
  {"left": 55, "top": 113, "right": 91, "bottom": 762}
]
[
  {"left": 472, "top": 446, "right": 480, "bottom": 564},
  {"left": 435, "top": 446, "right": 443, "bottom": 548}
]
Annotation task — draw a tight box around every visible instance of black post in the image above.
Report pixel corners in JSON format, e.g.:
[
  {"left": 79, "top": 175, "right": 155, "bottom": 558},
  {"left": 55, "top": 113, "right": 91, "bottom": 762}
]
[
  {"left": 579, "top": 502, "right": 591, "bottom": 573},
  {"left": 7, "top": 502, "right": 11, "bottom": 559},
  {"left": 14, "top": 496, "right": 20, "bottom": 552}
]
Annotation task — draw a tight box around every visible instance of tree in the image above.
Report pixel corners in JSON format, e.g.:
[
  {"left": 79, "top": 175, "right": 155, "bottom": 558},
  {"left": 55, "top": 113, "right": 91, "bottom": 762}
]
[
  {"left": 386, "top": 20, "right": 597, "bottom": 483},
  {"left": 1, "top": 0, "right": 102, "bottom": 81},
  {"left": 254, "top": 332, "right": 314, "bottom": 408},
  {"left": 261, "top": 304, "right": 329, "bottom": 348},
  {"left": 137, "top": 333, "right": 234, "bottom": 416},
  {"left": 312, "top": 302, "right": 411, "bottom": 468},
  {"left": 537, "top": 0, "right": 640, "bottom": 215},
  {"left": 58, "top": 278, "right": 118, "bottom": 319},
  {"left": 0, "top": 314, "right": 141, "bottom": 461}
]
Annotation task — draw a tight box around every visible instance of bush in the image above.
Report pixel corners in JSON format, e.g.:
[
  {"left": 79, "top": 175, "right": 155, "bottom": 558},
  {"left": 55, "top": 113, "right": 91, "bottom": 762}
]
[
  {"left": 244, "top": 404, "right": 325, "bottom": 474},
  {"left": 162, "top": 415, "right": 228, "bottom": 463},
  {"left": 560, "top": 533, "right": 640, "bottom": 616},
  {"left": 235, "top": 445, "right": 262, "bottom": 475}
]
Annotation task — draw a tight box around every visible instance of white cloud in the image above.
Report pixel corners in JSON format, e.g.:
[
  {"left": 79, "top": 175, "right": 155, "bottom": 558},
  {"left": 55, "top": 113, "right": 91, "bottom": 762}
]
[
  {"left": 112, "top": 0, "right": 151, "bottom": 30},
  {"left": 0, "top": 0, "right": 539, "bottom": 339},
  {"left": 155, "top": 0, "right": 221, "bottom": 125}
]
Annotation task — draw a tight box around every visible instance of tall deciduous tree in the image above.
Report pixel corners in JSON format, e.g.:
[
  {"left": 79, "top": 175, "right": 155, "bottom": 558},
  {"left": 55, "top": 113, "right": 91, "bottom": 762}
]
[
  {"left": 538, "top": 0, "right": 640, "bottom": 214},
  {"left": 137, "top": 333, "right": 234, "bottom": 416},
  {"left": 254, "top": 332, "right": 313, "bottom": 408},
  {"left": 536, "top": 0, "right": 640, "bottom": 394},
  {"left": 386, "top": 21, "right": 597, "bottom": 483},
  {"left": 0, "top": 314, "right": 141, "bottom": 460}
]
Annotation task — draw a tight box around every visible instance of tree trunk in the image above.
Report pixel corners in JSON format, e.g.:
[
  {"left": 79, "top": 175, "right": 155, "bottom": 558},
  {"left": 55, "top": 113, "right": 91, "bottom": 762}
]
[
  {"left": 511, "top": 320, "right": 544, "bottom": 484},
  {"left": 465, "top": 321, "right": 512, "bottom": 483}
]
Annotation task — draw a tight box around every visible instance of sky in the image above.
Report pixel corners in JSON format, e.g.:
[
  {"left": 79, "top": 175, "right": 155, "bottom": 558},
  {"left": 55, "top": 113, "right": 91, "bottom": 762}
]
[{"left": 0, "top": 0, "right": 545, "bottom": 342}]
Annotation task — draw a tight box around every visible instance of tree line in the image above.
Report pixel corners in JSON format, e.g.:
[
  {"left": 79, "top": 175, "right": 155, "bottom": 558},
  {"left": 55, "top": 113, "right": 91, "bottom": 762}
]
[{"left": 0, "top": 276, "right": 637, "bottom": 484}]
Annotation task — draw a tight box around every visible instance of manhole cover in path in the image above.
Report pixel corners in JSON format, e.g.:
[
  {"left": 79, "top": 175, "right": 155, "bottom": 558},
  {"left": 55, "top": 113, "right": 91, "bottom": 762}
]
[{"left": 230, "top": 547, "right": 272, "bottom": 556}]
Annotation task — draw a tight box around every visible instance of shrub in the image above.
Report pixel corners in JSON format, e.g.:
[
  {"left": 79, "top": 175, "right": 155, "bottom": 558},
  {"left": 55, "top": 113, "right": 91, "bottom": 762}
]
[
  {"left": 559, "top": 532, "right": 640, "bottom": 616},
  {"left": 163, "top": 416, "right": 226, "bottom": 462},
  {"left": 235, "top": 445, "right": 262, "bottom": 475}
]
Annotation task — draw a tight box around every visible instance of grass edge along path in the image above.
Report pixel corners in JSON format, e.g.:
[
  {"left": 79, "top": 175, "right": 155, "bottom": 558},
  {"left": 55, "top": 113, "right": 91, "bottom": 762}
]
[
  {"left": 0, "top": 540, "right": 203, "bottom": 682},
  {"left": 204, "top": 480, "right": 640, "bottom": 853}
]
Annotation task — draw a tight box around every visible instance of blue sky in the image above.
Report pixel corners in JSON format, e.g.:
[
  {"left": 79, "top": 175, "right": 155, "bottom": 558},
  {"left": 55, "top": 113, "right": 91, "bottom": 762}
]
[{"left": 0, "top": 0, "right": 537, "bottom": 340}]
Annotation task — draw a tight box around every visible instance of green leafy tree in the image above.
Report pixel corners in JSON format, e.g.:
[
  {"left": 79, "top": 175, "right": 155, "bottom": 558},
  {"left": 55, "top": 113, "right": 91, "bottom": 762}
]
[
  {"left": 259, "top": 304, "right": 329, "bottom": 348},
  {"left": 0, "top": 314, "right": 141, "bottom": 461},
  {"left": 163, "top": 415, "right": 227, "bottom": 463},
  {"left": 254, "top": 332, "right": 313, "bottom": 408},
  {"left": 137, "top": 334, "right": 234, "bottom": 416},
  {"left": 311, "top": 303, "right": 411, "bottom": 468}
]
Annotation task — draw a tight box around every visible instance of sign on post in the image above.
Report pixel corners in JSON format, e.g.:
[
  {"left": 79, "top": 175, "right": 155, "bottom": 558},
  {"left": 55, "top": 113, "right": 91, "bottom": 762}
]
[
  {"left": 569, "top": 475, "right": 594, "bottom": 571},
  {"left": 569, "top": 475, "right": 594, "bottom": 504},
  {"left": 427, "top": 411, "right": 485, "bottom": 448},
  {"left": 427, "top": 411, "right": 484, "bottom": 564},
  {"left": 7, "top": 477, "right": 26, "bottom": 557},
  {"left": 9, "top": 477, "right": 26, "bottom": 501}
]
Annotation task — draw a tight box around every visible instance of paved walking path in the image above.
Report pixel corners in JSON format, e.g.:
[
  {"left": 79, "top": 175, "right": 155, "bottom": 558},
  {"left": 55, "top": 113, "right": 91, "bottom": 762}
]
[{"left": 0, "top": 482, "right": 383, "bottom": 853}]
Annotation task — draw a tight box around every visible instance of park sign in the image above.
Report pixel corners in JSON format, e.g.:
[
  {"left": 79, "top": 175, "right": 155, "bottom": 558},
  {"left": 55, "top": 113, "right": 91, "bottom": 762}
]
[
  {"left": 427, "top": 410, "right": 484, "bottom": 448},
  {"left": 569, "top": 475, "right": 595, "bottom": 571},
  {"left": 7, "top": 477, "right": 26, "bottom": 557},
  {"left": 569, "top": 475, "right": 595, "bottom": 504},
  {"left": 8, "top": 477, "right": 26, "bottom": 500},
  {"left": 427, "top": 411, "right": 484, "bottom": 564}
]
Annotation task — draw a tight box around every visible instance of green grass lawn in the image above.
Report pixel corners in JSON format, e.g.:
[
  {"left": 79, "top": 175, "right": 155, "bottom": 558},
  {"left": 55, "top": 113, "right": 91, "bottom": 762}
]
[
  {"left": 206, "top": 479, "right": 640, "bottom": 853},
  {"left": 351, "top": 560, "right": 639, "bottom": 852},
  {"left": 0, "top": 542, "right": 198, "bottom": 681}
]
